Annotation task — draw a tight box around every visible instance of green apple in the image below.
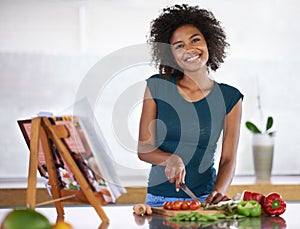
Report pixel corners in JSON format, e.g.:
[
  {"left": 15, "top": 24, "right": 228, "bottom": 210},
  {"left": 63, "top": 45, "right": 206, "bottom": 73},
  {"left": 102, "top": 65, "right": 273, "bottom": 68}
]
[{"left": 1, "top": 209, "right": 52, "bottom": 229}]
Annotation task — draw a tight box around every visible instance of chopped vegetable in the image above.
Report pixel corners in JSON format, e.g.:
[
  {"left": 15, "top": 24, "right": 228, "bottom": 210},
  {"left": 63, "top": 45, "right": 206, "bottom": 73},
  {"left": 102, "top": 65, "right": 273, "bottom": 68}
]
[
  {"left": 168, "top": 212, "right": 227, "bottom": 222},
  {"left": 204, "top": 199, "right": 240, "bottom": 213},
  {"left": 237, "top": 200, "right": 262, "bottom": 217},
  {"left": 263, "top": 192, "right": 286, "bottom": 216}
]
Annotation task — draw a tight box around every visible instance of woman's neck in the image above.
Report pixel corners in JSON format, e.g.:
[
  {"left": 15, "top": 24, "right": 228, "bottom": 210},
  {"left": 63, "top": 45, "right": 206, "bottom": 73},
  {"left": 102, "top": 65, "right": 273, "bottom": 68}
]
[{"left": 181, "top": 69, "right": 213, "bottom": 91}]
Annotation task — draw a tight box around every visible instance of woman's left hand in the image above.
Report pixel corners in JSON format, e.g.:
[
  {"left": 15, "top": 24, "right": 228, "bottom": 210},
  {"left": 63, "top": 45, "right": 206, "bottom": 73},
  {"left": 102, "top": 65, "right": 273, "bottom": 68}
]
[{"left": 204, "top": 190, "right": 230, "bottom": 205}]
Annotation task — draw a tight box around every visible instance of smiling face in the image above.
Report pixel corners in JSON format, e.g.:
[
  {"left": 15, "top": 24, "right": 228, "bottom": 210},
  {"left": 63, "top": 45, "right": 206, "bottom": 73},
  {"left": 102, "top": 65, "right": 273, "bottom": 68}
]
[{"left": 170, "top": 24, "right": 209, "bottom": 75}]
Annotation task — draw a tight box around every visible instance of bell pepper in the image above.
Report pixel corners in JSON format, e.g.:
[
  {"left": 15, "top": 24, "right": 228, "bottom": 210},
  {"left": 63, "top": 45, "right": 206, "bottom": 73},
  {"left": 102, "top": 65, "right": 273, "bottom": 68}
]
[
  {"left": 243, "top": 191, "right": 265, "bottom": 205},
  {"left": 237, "top": 200, "right": 262, "bottom": 217},
  {"left": 263, "top": 192, "right": 286, "bottom": 216}
]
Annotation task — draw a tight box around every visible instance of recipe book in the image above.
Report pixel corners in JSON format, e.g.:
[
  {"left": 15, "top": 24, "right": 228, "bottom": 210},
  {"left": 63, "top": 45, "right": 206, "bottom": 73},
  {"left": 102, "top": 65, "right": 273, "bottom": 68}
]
[{"left": 18, "top": 111, "right": 126, "bottom": 203}]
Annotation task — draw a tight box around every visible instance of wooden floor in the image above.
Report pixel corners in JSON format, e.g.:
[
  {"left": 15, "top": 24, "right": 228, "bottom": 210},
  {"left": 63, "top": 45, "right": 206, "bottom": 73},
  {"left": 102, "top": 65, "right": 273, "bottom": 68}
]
[{"left": 0, "top": 183, "right": 299, "bottom": 208}]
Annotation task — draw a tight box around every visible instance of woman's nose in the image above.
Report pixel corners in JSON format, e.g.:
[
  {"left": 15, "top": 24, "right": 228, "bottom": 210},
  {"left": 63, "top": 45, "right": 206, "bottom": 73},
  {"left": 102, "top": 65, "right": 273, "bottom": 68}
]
[
  {"left": 185, "top": 43, "right": 195, "bottom": 51},
  {"left": 185, "top": 43, "right": 196, "bottom": 53}
]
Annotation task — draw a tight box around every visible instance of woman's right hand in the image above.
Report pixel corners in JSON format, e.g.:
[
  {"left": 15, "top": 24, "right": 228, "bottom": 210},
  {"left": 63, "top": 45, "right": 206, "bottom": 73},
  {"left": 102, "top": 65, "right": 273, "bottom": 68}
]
[{"left": 165, "top": 155, "right": 186, "bottom": 192}]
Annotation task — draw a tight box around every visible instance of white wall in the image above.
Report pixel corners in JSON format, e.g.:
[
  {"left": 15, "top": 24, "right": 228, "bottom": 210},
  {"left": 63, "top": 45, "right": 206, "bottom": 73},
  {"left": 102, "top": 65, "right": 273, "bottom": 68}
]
[{"left": 0, "top": 0, "right": 300, "bottom": 183}]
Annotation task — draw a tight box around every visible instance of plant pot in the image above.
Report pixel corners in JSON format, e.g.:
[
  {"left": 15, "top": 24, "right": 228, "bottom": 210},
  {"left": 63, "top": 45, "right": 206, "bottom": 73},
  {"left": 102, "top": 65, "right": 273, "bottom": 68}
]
[{"left": 252, "top": 134, "right": 274, "bottom": 183}]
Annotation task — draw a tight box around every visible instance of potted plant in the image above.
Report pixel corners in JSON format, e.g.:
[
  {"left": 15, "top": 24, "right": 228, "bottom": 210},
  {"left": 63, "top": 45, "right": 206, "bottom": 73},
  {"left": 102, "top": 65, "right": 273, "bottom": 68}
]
[
  {"left": 245, "top": 116, "right": 275, "bottom": 183},
  {"left": 245, "top": 116, "right": 275, "bottom": 136}
]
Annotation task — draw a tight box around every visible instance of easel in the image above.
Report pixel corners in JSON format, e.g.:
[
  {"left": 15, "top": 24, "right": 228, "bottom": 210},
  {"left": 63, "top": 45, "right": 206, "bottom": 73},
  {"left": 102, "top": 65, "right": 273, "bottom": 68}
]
[{"left": 26, "top": 117, "right": 109, "bottom": 224}]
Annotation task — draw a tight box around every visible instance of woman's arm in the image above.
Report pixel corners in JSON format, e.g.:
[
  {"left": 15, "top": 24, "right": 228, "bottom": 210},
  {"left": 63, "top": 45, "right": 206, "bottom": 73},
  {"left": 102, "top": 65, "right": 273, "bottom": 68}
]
[
  {"left": 137, "top": 86, "right": 185, "bottom": 191},
  {"left": 205, "top": 98, "right": 243, "bottom": 205}
]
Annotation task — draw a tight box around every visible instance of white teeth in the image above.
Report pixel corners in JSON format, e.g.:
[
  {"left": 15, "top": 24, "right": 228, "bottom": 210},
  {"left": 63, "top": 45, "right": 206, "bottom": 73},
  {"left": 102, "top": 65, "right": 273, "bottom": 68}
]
[{"left": 186, "top": 55, "right": 199, "bottom": 62}]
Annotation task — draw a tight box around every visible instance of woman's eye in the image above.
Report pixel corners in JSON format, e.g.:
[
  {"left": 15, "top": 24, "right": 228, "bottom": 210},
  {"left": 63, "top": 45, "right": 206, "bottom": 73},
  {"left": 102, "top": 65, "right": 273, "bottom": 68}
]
[
  {"left": 174, "top": 44, "right": 184, "bottom": 50},
  {"left": 191, "top": 38, "right": 201, "bottom": 43}
]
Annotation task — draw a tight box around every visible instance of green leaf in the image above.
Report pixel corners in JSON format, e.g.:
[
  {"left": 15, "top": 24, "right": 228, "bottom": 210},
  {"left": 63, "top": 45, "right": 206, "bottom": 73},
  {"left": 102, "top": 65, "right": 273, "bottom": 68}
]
[
  {"left": 245, "top": 121, "right": 262, "bottom": 134},
  {"left": 266, "top": 116, "right": 273, "bottom": 131}
]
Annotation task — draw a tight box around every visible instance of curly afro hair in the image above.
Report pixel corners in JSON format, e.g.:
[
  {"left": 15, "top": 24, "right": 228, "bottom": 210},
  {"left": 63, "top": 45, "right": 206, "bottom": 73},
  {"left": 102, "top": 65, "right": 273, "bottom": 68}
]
[{"left": 148, "top": 4, "right": 229, "bottom": 79}]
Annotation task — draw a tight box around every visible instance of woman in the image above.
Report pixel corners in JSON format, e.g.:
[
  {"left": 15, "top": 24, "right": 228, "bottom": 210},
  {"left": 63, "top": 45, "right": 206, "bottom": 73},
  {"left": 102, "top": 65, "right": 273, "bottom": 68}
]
[{"left": 137, "top": 4, "right": 243, "bottom": 207}]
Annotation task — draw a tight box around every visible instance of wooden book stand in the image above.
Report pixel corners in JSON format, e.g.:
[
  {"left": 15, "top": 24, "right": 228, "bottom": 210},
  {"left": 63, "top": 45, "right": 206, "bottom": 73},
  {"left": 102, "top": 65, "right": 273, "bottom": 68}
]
[{"left": 26, "top": 117, "right": 109, "bottom": 223}]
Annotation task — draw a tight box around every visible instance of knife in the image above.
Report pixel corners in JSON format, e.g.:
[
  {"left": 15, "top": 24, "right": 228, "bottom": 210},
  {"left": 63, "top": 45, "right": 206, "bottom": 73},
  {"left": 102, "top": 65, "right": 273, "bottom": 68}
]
[{"left": 180, "top": 183, "right": 198, "bottom": 200}]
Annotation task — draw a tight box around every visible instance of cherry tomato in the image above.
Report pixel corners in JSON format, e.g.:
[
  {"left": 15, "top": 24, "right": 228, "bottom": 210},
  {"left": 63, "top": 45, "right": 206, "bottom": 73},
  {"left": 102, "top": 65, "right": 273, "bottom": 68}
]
[
  {"left": 181, "top": 200, "right": 192, "bottom": 210},
  {"left": 172, "top": 200, "right": 183, "bottom": 210},
  {"left": 163, "top": 201, "right": 173, "bottom": 210},
  {"left": 190, "top": 200, "right": 201, "bottom": 210}
]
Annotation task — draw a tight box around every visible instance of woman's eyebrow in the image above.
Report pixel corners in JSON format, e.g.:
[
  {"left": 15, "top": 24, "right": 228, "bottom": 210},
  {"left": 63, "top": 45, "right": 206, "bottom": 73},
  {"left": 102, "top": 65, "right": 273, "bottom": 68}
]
[
  {"left": 171, "top": 40, "right": 182, "bottom": 46},
  {"left": 171, "top": 33, "right": 201, "bottom": 45},
  {"left": 190, "top": 33, "right": 201, "bottom": 39}
]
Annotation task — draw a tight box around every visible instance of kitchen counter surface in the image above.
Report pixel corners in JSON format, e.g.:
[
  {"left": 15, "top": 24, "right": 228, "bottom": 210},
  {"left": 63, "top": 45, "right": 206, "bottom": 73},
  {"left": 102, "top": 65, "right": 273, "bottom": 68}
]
[{"left": 0, "top": 202, "right": 299, "bottom": 229}]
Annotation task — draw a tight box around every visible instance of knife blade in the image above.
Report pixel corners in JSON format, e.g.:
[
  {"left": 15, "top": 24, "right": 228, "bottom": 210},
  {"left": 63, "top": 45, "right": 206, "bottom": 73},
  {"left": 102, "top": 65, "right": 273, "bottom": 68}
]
[{"left": 180, "top": 183, "right": 198, "bottom": 200}]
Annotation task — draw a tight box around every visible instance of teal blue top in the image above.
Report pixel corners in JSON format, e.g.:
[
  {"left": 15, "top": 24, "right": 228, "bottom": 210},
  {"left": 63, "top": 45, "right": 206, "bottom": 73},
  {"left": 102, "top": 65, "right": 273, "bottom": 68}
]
[{"left": 146, "top": 74, "right": 243, "bottom": 198}]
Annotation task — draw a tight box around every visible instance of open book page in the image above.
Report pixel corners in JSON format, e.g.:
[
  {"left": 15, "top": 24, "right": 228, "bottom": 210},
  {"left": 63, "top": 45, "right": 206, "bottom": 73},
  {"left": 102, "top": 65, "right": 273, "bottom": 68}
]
[
  {"left": 77, "top": 115, "right": 127, "bottom": 202},
  {"left": 72, "top": 98, "right": 127, "bottom": 201}
]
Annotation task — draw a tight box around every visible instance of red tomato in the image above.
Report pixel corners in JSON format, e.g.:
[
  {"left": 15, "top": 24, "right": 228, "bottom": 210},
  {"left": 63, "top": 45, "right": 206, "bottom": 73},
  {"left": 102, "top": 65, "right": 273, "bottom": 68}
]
[
  {"left": 172, "top": 200, "right": 183, "bottom": 210},
  {"left": 163, "top": 201, "right": 173, "bottom": 210},
  {"left": 190, "top": 200, "right": 201, "bottom": 210},
  {"left": 181, "top": 200, "right": 192, "bottom": 210}
]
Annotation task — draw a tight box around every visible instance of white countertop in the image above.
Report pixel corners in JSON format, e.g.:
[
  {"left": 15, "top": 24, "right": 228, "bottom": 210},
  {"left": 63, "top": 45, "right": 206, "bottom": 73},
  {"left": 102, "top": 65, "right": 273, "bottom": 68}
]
[{"left": 0, "top": 203, "right": 300, "bottom": 229}]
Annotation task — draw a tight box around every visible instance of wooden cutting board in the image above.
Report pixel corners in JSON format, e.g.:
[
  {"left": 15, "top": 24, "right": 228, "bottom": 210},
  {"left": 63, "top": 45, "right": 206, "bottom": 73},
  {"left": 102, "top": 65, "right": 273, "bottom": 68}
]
[{"left": 151, "top": 207, "right": 223, "bottom": 217}]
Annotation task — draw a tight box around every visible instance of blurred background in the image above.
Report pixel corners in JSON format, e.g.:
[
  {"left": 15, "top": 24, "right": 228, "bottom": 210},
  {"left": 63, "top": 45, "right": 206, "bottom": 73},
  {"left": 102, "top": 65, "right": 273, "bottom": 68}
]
[{"left": 0, "top": 0, "right": 299, "bottom": 186}]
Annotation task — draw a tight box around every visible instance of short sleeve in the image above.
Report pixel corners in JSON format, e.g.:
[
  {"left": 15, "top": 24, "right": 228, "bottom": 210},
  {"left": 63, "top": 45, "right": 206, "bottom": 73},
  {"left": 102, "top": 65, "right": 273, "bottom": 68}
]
[
  {"left": 146, "top": 74, "right": 170, "bottom": 104},
  {"left": 219, "top": 83, "right": 244, "bottom": 114},
  {"left": 146, "top": 74, "right": 160, "bottom": 102}
]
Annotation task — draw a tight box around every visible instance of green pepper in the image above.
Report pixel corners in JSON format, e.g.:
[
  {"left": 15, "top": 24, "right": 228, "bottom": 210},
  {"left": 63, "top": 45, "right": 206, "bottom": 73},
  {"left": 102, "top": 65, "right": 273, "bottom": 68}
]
[{"left": 237, "top": 200, "right": 262, "bottom": 217}]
